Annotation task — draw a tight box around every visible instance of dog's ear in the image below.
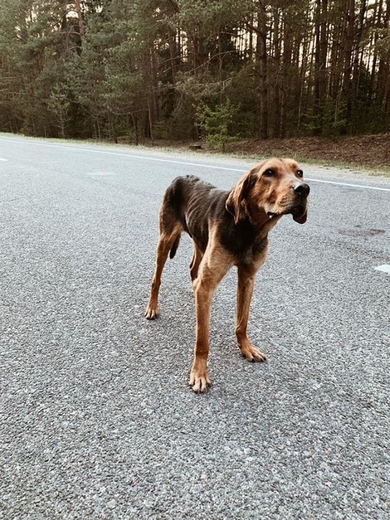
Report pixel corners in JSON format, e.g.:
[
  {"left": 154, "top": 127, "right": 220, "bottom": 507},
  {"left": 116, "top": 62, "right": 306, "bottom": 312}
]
[{"left": 225, "top": 170, "right": 256, "bottom": 224}]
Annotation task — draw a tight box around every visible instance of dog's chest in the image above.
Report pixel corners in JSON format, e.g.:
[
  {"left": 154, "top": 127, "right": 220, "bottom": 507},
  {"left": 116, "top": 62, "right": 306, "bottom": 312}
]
[
  {"left": 219, "top": 222, "right": 268, "bottom": 264},
  {"left": 236, "top": 237, "right": 267, "bottom": 264}
]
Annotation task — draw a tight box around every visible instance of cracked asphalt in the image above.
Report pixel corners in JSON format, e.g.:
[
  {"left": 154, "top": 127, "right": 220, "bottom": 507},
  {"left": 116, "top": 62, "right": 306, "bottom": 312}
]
[{"left": 0, "top": 134, "right": 389, "bottom": 519}]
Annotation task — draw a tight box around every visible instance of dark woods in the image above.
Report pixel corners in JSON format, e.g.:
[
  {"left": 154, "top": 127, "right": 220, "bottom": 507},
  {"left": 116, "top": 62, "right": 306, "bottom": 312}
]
[{"left": 0, "top": 0, "right": 389, "bottom": 143}]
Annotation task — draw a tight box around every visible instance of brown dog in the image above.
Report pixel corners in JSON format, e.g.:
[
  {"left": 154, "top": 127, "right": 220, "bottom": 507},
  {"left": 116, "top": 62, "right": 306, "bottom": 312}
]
[{"left": 145, "top": 158, "right": 310, "bottom": 392}]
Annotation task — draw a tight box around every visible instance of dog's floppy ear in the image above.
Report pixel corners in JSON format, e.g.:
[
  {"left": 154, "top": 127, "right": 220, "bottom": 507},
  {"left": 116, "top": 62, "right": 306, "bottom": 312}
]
[{"left": 225, "top": 169, "right": 257, "bottom": 224}]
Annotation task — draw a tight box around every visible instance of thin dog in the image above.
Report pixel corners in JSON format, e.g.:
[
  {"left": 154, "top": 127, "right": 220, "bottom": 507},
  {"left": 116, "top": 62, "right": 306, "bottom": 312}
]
[{"left": 145, "top": 158, "right": 310, "bottom": 392}]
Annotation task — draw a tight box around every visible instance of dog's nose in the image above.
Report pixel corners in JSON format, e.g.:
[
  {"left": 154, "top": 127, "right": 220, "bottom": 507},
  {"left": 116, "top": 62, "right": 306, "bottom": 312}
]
[{"left": 293, "top": 183, "right": 310, "bottom": 198}]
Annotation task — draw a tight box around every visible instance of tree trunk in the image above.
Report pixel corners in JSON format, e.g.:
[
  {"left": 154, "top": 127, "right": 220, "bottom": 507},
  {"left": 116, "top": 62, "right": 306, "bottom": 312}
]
[
  {"left": 377, "top": 0, "right": 390, "bottom": 111},
  {"left": 273, "top": 8, "right": 281, "bottom": 138},
  {"left": 257, "top": 1, "right": 268, "bottom": 139},
  {"left": 314, "top": 0, "right": 328, "bottom": 134},
  {"left": 74, "top": 0, "right": 85, "bottom": 43},
  {"left": 280, "top": 14, "right": 292, "bottom": 138},
  {"left": 340, "top": 0, "right": 355, "bottom": 128}
]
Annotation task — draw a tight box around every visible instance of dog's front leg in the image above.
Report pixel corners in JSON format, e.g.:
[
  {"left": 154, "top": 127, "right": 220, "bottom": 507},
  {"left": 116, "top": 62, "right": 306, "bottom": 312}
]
[
  {"left": 190, "top": 252, "right": 231, "bottom": 392},
  {"left": 236, "top": 265, "right": 266, "bottom": 362},
  {"left": 189, "top": 273, "right": 212, "bottom": 392}
]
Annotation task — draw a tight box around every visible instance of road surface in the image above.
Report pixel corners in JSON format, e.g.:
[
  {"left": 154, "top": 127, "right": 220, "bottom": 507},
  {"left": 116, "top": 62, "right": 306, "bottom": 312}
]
[{"left": 0, "top": 134, "right": 389, "bottom": 519}]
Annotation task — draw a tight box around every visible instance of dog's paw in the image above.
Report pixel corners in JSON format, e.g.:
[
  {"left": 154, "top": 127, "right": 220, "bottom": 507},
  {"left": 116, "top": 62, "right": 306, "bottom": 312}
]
[
  {"left": 240, "top": 344, "right": 266, "bottom": 362},
  {"left": 144, "top": 306, "right": 159, "bottom": 320},
  {"left": 189, "top": 366, "right": 210, "bottom": 393}
]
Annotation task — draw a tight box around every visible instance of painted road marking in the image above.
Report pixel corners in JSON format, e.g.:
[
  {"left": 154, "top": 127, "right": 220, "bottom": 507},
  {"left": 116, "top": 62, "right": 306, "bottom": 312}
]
[
  {"left": 304, "top": 178, "right": 390, "bottom": 192},
  {"left": 1, "top": 137, "right": 390, "bottom": 192},
  {"left": 374, "top": 264, "right": 390, "bottom": 274},
  {"left": 0, "top": 158, "right": 8, "bottom": 161}
]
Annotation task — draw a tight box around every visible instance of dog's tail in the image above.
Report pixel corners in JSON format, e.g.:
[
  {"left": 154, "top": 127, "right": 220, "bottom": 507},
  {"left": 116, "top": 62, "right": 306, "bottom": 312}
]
[{"left": 169, "top": 235, "right": 180, "bottom": 259}]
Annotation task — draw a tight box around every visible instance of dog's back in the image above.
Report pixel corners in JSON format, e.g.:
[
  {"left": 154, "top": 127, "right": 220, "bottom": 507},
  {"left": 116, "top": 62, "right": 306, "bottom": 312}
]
[{"left": 160, "top": 175, "right": 226, "bottom": 256}]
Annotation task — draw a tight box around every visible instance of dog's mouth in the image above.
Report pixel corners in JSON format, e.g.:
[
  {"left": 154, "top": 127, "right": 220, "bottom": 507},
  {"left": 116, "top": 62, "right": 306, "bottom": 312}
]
[
  {"left": 267, "top": 202, "right": 307, "bottom": 223},
  {"left": 289, "top": 203, "right": 305, "bottom": 214},
  {"left": 290, "top": 203, "right": 307, "bottom": 224}
]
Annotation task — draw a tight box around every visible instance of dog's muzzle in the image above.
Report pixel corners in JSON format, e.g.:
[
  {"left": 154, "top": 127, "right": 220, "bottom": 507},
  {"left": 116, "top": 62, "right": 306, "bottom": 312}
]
[
  {"left": 291, "top": 182, "right": 310, "bottom": 224},
  {"left": 293, "top": 182, "right": 310, "bottom": 198}
]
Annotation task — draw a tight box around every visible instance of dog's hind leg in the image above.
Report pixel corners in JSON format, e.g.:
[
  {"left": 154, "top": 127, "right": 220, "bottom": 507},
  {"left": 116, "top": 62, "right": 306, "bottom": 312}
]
[
  {"left": 189, "top": 241, "right": 203, "bottom": 283},
  {"left": 145, "top": 227, "right": 181, "bottom": 320}
]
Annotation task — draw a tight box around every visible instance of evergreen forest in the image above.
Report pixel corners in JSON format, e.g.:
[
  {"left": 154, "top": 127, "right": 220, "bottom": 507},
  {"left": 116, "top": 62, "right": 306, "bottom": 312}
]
[{"left": 0, "top": 1, "right": 389, "bottom": 144}]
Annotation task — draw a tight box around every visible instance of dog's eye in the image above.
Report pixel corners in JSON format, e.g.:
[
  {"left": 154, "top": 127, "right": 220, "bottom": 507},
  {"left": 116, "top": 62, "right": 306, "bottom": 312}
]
[
  {"left": 296, "top": 169, "right": 303, "bottom": 178},
  {"left": 263, "top": 168, "right": 275, "bottom": 177}
]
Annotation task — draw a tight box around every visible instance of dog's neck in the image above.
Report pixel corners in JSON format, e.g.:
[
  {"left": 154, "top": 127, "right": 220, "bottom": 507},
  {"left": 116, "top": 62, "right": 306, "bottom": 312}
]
[{"left": 244, "top": 204, "right": 282, "bottom": 236}]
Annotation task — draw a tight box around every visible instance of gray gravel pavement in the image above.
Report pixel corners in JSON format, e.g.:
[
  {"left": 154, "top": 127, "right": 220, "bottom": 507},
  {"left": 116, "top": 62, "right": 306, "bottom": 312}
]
[{"left": 0, "top": 134, "right": 389, "bottom": 519}]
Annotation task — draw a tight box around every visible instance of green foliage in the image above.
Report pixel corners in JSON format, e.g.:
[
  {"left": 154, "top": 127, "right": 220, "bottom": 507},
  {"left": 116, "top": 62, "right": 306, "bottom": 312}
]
[
  {"left": 197, "top": 100, "right": 239, "bottom": 152},
  {"left": 47, "top": 85, "right": 71, "bottom": 138},
  {"left": 303, "top": 96, "right": 348, "bottom": 137},
  {"left": 0, "top": 0, "right": 389, "bottom": 140}
]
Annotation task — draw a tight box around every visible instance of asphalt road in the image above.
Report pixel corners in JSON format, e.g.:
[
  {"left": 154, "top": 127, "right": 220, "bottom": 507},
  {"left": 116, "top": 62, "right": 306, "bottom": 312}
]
[{"left": 0, "top": 134, "right": 389, "bottom": 519}]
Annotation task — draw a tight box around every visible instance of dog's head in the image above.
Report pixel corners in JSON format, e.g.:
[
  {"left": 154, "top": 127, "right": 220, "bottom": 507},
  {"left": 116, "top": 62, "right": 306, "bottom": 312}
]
[{"left": 226, "top": 158, "right": 310, "bottom": 226}]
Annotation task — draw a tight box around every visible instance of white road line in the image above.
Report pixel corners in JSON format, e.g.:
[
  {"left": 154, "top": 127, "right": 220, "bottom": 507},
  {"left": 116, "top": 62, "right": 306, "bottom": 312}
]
[
  {"left": 1, "top": 137, "right": 390, "bottom": 192},
  {"left": 0, "top": 158, "right": 8, "bottom": 161},
  {"left": 374, "top": 264, "right": 390, "bottom": 274},
  {"left": 1, "top": 137, "right": 244, "bottom": 171},
  {"left": 81, "top": 150, "right": 245, "bottom": 172},
  {"left": 305, "top": 177, "right": 390, "bottom": 192}
]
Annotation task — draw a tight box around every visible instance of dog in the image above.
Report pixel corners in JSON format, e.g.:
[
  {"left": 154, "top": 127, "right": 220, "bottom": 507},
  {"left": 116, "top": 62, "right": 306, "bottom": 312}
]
[{"left": 145, "top": 158, "right": 310, "bottom": 392}]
